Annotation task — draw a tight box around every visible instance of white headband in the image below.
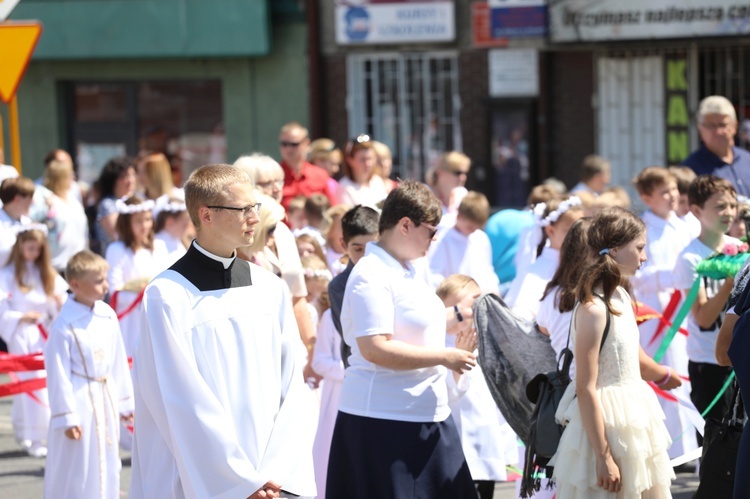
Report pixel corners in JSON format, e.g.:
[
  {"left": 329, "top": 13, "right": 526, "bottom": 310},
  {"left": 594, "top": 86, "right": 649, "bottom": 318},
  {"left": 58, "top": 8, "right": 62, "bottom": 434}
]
[
  {"left": 11, "top": 222, "right": 48, "bottom": 236},
  {"left": 152, "top": 195, "right": 186, "bottom": 218},
  {"left": 304, "top": 268, "right": 333, "bottom": 281},
  {"left": 116, "top": 198, "right": 155, "bottom": 215},
  {"left": 536, "top": 196, "right": 583, "bottom": 228}
]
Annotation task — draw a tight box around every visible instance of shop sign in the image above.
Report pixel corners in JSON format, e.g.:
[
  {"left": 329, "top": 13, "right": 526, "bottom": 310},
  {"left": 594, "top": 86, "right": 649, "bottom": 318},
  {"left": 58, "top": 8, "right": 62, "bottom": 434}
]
[
  {"left": 472, "top": 2, "right": 509, "bottom": 48},
  {"left": 665, "top": 54, "right": 690, "bottom": 164},
  {"left": 489, "top": 0, "right": 547, "bottom": 38},
  {"left": 335, "top": 1, "right": 455, "bottom": 45},
  {"left": 488, "top": 48, "right": 539, "bottom": 97},
  {"left": 550, "top": 0, "right": 750, "bottom": 42}
]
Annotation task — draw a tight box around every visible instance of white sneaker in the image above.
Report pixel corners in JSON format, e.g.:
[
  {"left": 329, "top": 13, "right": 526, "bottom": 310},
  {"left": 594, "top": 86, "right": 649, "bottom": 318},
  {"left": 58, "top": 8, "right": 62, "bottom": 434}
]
[
  {"left": 16, "top": 438, "right": 31, "bottom": 451},
  {"left": 26, "top": 442, "right": 47, "bottom": 458}
]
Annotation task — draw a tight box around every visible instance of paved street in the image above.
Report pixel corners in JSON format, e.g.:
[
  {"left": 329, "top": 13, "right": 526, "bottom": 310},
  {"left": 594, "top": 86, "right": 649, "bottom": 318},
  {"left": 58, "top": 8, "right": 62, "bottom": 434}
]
[{"left": 0, "top": 374, "right": 698, "bottom": 498}]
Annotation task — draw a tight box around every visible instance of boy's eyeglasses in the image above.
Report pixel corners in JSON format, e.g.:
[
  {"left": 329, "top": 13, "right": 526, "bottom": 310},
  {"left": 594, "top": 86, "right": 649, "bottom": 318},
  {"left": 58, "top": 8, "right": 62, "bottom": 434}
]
[{"left": 207, "top": 203, "right": 262, "bottom": 217}]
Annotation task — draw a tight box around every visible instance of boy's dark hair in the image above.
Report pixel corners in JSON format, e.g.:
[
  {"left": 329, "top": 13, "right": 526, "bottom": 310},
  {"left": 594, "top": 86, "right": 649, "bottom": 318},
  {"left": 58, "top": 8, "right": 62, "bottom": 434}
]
[
  {"left": 688, "top": 174, "right": 736, "bottom": 208},
  {"left": 0, "top": 176, "right": 35, "bottom": 204},
  {"left": 378, "top": 179, "right": 441, "bottom": 234},
  {"left": 580, "top": 154, "right": 610, "bottom": 182},
  {"left": 304, "top": 194, "right": 331, "bottom": 226},
  {"left": 341, "top": 205, "right": 380, "bottom": 244}
]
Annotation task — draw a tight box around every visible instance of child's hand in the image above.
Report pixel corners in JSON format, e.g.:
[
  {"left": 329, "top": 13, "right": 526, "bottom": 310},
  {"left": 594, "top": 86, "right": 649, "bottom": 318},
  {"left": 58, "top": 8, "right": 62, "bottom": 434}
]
[
  {"left": 20, "top": 311, "right": 43, "bottom": 324},
  {"left": 121, "top": 413, "right": 134, "bottom": 425},
  {"left": 65, "top": 426, "right": 82, "bottom": 440},
  {"left": 454, "top": 325, "right": 478, "bottom": 353}
]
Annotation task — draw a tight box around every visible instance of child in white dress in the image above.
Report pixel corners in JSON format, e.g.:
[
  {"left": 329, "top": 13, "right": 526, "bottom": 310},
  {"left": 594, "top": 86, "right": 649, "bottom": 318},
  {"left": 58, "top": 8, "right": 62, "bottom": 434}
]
[
  {"left": 104, "top": 195, "right": 168, "bottom": 358},
  {"left": 0, "top": 225, "right": 68, "bottom": 457},
  {"left": 437, "top": 274, "right": 517, "bottom": 499},
  {"left": 505, "top": 195, "right": 584, "bottom": 321},
  {"left": 153, "top": 195, "right": 190, "bottom": 266},
  {"left": 44, "top": 250, "right": 134, "bottom": 499},
  {"left": 551, "top": 207, "right": 676, "bottom": 498}
]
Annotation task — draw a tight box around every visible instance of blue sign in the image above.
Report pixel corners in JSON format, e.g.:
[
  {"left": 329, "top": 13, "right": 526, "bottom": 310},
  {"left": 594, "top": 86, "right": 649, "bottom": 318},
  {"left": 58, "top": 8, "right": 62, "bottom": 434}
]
[
  {"left": 345, "top": 7, "right": 371, "bottom": 42},
  {"left": 490, "top": 6, "right": 547, "bottom": 38}
]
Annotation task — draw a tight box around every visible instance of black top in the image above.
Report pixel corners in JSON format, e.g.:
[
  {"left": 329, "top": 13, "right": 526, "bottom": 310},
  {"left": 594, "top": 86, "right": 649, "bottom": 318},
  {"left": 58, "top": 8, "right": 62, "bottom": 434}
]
[
  {"left": 169, "top": 243, "right": 253, "bottom": 292},
  {"left": 328, "top": 259, "right": 354, "bottom": 368}
]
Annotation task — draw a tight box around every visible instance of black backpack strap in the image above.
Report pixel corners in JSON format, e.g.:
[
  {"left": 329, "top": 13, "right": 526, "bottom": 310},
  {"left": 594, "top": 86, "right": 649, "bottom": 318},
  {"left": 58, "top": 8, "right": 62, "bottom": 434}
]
[{"left": 593, "top": 293, "right": 611, "bottom": 352}]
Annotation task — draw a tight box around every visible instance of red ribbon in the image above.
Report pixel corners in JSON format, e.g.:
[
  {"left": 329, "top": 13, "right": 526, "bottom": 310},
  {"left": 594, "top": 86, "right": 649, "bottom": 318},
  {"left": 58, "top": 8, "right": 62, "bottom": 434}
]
[
  {"left": 110, "top": 289, "right": 146, "bottom": 321},
  {"left": 37, "top": 323, "right": 48, "bottom": 341},
  {"left": 649, "top": 382, "right": 679, "bottom": 402},
  {"left": 0, "top": 353, "right": 45, "bottom": 373},
  {"left": 647, "top": 290, "right": 687, "bottom": 347},
  {"left": 0, "top": 377, "right": 47, "bottom": 398}
]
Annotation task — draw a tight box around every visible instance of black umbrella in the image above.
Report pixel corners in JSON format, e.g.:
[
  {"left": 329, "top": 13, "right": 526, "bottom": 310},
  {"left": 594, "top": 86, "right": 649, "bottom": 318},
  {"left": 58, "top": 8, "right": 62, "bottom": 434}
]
[{"left": 474, "top": 292, "right": 558, "bottom": 443}]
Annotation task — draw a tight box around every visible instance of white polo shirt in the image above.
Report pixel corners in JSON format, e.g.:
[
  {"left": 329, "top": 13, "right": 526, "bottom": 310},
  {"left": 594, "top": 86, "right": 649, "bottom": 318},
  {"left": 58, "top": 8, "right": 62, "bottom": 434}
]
[{"left": 339, "top": 242, "right": 451, "bottom": 423}]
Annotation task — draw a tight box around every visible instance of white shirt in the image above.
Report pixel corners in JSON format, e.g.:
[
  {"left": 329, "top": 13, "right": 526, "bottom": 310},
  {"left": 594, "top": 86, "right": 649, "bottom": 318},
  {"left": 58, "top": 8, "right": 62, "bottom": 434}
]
[
  {"left": 633, "top": 210, "right": 693, "bottom": 307},
  {"left": 155, "top": 231, "right": 187, "bottom": 267},
  {"left": 536, "top": 286, "right": 575, "bottom": 378},
  {"left": 339, "top": 242, "right": 452, "bottom": 422},
  {"left": 428, "top": 226, "right": 500, "bottom": 294},
  {"left": 673, "top": 235, "right": 741, "bottom": 364},
  {"left": 504, "top": 247, "right": 560, "bottom": 321},
  {"left": 336, "top": 175, "right": 388, "bottom": 208}
]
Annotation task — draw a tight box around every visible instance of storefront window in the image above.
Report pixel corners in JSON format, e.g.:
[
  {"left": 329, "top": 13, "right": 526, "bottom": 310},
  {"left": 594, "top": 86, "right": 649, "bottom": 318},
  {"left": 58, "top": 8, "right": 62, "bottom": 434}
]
[
  {"left": 68, "top": 80, "right": 224, "bottom": 186},
  {"left": 347, "top": 52, "right": 461, "bottom": 182}
]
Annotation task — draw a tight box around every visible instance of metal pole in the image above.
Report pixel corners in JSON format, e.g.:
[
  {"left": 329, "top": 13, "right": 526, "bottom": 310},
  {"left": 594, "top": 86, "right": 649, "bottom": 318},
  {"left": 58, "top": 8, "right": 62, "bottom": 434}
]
[
  {"left": 0, "top": 111, "right": 4, "bottom": 162},
  {"left": 9, "top": 94, "right": 21, "bottom": 174}
]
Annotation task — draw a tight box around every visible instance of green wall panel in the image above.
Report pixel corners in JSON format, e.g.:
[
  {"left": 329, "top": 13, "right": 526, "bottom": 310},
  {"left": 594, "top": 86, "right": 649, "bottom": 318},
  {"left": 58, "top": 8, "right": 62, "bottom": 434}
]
[
  {"left": 8, "top": 23, "right": 309, "bottom": 180},
  {"left": 10, "top": 0, "right": 270, "bottom": 59}
]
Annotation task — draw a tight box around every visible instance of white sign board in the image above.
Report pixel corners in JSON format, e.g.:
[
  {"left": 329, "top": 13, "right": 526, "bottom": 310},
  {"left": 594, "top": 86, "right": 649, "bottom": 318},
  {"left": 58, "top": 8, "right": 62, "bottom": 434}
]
[
  {"left": 489, "top": 0, "right": 544, "bottom": 6},
  {"left": 0, "top": 0, "right": 21, "bottom": 21},
  {"left": 550, "top": 0, "right": 750, "bottom": 42},
  {"left": 335, "top": 1, "right": 455, "bottom": 45},
  {"left": 488, "top": 48, "right": 539, "bottom": 97}
]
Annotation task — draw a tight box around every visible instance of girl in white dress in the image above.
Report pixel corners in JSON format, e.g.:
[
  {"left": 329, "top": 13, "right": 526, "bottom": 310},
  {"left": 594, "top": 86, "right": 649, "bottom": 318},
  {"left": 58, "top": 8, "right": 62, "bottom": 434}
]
[
  {"left": 504, "top": 195, "right": 584, "bottom": 321},
  {"left": 0, "top": 225, "right": 68, "bottom": 457},
  {"left": 104, "top": 196, "right": 168, "bottom": 359},
  {"left": 551, "top": 207, "right": 675, "bottom": 498},
  {"left": 153, "top": 195, "right": 191, "bottom": 266},
  {"left": 336, "top": 137, "right": 388, "bottom": 208}
]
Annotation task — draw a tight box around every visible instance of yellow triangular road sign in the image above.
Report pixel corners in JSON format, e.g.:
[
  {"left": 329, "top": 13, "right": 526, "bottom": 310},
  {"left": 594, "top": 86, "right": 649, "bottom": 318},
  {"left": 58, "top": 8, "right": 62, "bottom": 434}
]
[{"left": 0, "top": 21, "right": 43, "bottom": 103}]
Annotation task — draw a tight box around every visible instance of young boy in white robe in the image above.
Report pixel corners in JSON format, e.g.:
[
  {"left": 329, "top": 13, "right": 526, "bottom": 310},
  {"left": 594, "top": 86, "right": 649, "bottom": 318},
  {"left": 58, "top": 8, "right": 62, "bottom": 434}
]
[
  {"left": 504, "top": 195, "right": 584, "bottom": 321},
  {"left": 428, "top": 191, "right": 500, "bottom": 294},
  {"left": 632, "top": 167, "right": 697, "bottom": 459},
  {"left": 437, "top": 274, "right": 518, "bottom": 499},
  {"left": 44, "top": 250, "right": 133, "bottom": 499}
]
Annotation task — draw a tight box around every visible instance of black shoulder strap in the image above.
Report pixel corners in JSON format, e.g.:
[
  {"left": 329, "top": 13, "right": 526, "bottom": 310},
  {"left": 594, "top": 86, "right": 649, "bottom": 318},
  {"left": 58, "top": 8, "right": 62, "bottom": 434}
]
[{"left": 593, "top": 293, "right": 611, "bottom": 352}]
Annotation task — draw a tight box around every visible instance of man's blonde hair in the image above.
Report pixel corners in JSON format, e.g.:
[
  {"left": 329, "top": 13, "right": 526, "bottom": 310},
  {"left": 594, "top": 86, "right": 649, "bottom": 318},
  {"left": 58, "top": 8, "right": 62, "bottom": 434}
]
[
  {"left": 66, "top": 250, "right": 109, "bottom": 281},
  {"left": 184, "top": 164, "right": 252, "bottom": 230},
  {"left": 457, "top": 191, "right": 490, "bottom": 226},
  {"left": 43, "top": 159, "right": 74, "bottom": 196},
  {"left": 436, "top": 274, "right": 479, "bottom": 302},
  {"left": 280, "top": 121, "right": 309, "bottom": 138}
]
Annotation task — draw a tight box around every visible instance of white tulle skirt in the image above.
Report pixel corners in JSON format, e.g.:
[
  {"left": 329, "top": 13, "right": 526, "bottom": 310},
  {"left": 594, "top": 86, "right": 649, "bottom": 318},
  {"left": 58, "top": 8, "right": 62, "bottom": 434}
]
[{"left": 549, "top": 379, "right": 675, "bottom": 498}]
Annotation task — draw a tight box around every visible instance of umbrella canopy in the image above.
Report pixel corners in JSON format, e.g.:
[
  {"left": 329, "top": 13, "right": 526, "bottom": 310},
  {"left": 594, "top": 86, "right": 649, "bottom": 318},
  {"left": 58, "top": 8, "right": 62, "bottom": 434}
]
[{"left": 474, "top": 292, "right": 558, "bottom": 443}]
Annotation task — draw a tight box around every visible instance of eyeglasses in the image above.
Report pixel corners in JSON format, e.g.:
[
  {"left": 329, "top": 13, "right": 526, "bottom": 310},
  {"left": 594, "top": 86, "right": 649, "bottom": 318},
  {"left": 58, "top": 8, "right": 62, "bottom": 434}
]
[
  {"left": 207, "top": 203, "right": 262, "bottom": 217},
  {"left": 412, "top": 220, "right": 438, "bottom": 239},
  {"left": 256, "top": 179, "right": 284, "bottom": 189},
  {"left": 280, "top": 140, "right": 306, "bottom": 148},
  {"left": 700, "top": 121, "right": 733, "bottom": 131}
]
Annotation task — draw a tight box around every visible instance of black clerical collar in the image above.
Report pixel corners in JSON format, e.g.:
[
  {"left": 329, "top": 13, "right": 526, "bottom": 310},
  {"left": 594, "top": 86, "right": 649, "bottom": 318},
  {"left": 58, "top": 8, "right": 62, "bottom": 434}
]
[{"left": 169, "top": 243, "right": 253, "bottom": 291}]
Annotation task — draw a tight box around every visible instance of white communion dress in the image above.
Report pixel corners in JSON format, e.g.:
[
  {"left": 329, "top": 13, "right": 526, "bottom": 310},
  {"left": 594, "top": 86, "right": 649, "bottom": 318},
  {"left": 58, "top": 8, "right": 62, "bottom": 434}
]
[{"left": 550, "top": 287, "right": 674, "bottom": 498}]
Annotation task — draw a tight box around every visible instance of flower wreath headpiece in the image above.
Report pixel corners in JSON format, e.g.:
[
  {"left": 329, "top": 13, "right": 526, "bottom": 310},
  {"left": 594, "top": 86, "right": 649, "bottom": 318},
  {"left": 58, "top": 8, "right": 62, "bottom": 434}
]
[
  {"left": 116, "top": 198, "right": 155, "bottom": 215},
  {"left": 152, "top": 195, "right": 187, "bottom": 218},
  {"left": 11, "top": 222, "right": 49, "bottom": 236},
  {"left": 304, "top": 268, "right": 333, "bottom": 281},
  {"left": 535, "top": 196, "right": 583, "bottom": 228}
]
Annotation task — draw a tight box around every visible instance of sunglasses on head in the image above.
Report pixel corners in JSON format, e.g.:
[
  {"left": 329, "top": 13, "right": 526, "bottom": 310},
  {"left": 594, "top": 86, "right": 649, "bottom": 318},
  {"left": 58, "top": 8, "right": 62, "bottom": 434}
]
[{"left": 345, "top": 134, "right": 372, "bottom": 155}]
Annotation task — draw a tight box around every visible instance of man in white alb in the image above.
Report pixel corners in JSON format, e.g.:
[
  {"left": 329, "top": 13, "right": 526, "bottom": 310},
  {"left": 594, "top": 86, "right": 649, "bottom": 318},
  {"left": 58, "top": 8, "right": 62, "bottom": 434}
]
[{"left": 130, "top": 164, "right": 316, "bottom": 499}]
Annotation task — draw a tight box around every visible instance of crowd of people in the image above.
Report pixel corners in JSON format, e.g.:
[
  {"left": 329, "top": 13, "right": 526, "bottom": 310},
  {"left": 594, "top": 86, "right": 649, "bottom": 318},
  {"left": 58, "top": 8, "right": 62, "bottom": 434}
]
[{"left": 0, "top": 94, "right": 749, "bottom": 498}]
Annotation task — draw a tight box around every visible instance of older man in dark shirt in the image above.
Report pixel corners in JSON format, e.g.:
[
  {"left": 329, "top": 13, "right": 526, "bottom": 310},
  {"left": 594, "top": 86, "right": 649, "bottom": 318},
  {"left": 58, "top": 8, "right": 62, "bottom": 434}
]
[{"left": 683, "top": 95, "right": 750, "bottom": 197}]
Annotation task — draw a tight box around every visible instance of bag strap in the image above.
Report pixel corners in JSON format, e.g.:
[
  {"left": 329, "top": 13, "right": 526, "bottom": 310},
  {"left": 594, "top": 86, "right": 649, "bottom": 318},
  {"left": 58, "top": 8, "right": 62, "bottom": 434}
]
[
  {"left": 728, "top": 379, "right": 745, "bottom": 424},
  {"left": 560, "top": 294, "right": 611, "bottom": 375}
]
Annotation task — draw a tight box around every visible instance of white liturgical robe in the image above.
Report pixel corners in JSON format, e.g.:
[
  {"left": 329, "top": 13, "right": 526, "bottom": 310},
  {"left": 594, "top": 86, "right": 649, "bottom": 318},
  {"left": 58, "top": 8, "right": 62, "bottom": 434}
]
[{"left": 130, "top": 244, "right": 316, "bottom": 499}]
